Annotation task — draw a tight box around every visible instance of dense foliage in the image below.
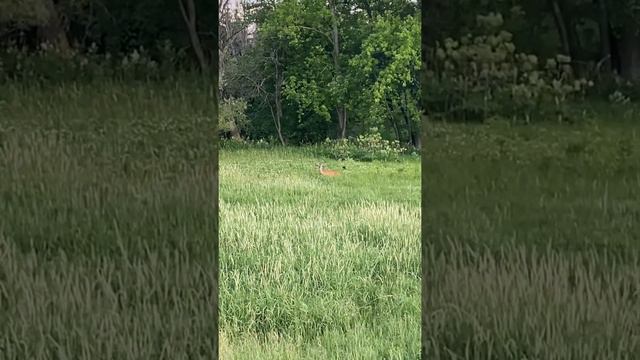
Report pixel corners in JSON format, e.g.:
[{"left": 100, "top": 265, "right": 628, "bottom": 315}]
[
  {"left": 222, "top": 0, "right": 421, "bottom": 146},
  {"left": 1, "top": 0, "right": 422, "bottom": 148},
  {"left": 424, "top": 0, "right": 640, "bottom": 123},
  {"left": 5, "top": 0, "right": 640, "bottom": 145}
]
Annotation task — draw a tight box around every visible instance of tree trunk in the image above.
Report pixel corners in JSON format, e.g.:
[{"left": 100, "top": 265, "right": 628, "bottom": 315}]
[
  {"left": 274, "top": 83, "right": 286, "bottom": 146},
  {"left": 272, "top": 50, "right": 286, "bottom": 145},
  {"left": 179, "top": 0, "right": 209, "bottom": 73},
  {"left": 422, "top": 0, "right": 434, "bottom": 129},
  {"left": 550, "top": 0, "right": 582, "bottom": 65},
  {"left": 389, "top": 115, "right": 401, "bottom": 143},
  {"left": 564, "top": 7, "right": 581, "bottom": 61},
  {"left": 550, "top": 0, "right": 571, "bottom": 56},
  {"left": 383, "top": 94, "right": 400, "bottom": 138},
  {"left": 264, "top": 93, "right": 285, "bottom": 145},
  {"left": 336, "top": 108, "right": 347, "bottom": 139},
  {"left": 39, "top": 0, "right": 71, "bottom": 56},
  {"left": 618, "top": 25, "right": 640, "bottom": 82},
  {"left": 401, "top": 90, "right": 419, "bottom": 149},
  {"left": 595, "top": 0, "right": 612, "bottom": 73},
  {"left": 609, "top": 26, "right": 621, "bottom": 74},
  {"left": 329, "top": 0, "right": 348, "bottom": 139}
]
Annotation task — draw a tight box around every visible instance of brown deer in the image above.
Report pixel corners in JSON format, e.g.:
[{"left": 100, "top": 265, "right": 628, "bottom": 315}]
[{"left": 317, "top": 163, "right": 340, "bottom": 177}]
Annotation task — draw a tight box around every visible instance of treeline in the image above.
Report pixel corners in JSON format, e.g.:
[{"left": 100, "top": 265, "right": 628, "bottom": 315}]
[
  {"left": 220, "top": 0, "right": 420, "bottom": 146},
  {"left": 1, "top": 0, "right": 422, "bottom": 148},
  {"left": 12, "top": 1, "right": 638, "bottom": 145},
  {"left": 0, "top": 0, "right": 215, "bottom": 77}
]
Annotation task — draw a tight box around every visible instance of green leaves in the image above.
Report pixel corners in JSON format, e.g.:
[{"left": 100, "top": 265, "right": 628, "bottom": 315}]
[
  {"left": 349, "top": 14, "right": 420, "bottom": 131},
  {"left": 228, "top": 0, "right": 420, "bottom": 143}
]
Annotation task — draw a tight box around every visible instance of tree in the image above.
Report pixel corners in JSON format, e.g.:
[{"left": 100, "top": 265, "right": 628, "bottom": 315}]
[
  {"left": 350, "top": 14, "right": 421, "bottom": 147},
  {"left": 218, "top": 0, "right": 420, "bottom": 144},
  {"left": 328, "top": 0, "right": 348, "bottom": 138},
  {"left": 178, "top": 0, "right": 208, "bottom": 72},
  {"left": 222, "top": 0, "right": 289, "bottom": 145},
  {"left": 607, "top": 0, "right": 640, "bottom": 80},
  {"left": 219, "top": 0, "right": 253, "bottom": 94}
]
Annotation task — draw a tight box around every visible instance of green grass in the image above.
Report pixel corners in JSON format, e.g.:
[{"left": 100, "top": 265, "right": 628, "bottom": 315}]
[
  {"left": 426, "top": 121, "right": 640, "bottom": 255},
  {"left": 219, "top": 147, "right": 421, "bottom": 358},
  {"left": 425, "top": 120, "right": 640, "bottom": 358},
  {"left": 2, "top": 77, "right": 640, "bottom": 359},
  {"left": 0, "top": 79, "right": 422, "bottom": 359},
  {"left": 220, "top": 119, "right": 640, "bottom": 358},
  {"left": 0, "top": 79, "right": 217, "bottom": 359}
]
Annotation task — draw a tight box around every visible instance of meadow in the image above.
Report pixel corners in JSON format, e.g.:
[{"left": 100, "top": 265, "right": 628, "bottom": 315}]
[
  {"left": 218, "top": 147, "right": 420, "bottom": 358},
  {"left": 0, "top": 80, "right": 422, "bottom": 359},
  {"left": 2, "top": 79, "right": 640, "bottom": 359},
  {"left": 425, "top": 119, "right": 640, "bottom": 358},
  {"left": 0, "top": 80, "right": 218, "bottom": 359}
]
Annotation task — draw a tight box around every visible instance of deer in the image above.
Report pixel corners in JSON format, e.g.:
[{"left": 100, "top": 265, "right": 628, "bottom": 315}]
[{"left": 317, "top": 163, "right": 340, "bottom": 177}]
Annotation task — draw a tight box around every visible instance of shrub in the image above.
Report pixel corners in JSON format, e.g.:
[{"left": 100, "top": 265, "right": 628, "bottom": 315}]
[
  {"left": 425, "top": 12, "right": 593, "bottom": 124},
  {"left": 609, "top": 90, "right": 630, "bottom": 105},
  {"left": 0, "top": 40, "right": 192, "bottom": 84},
  {"left": 220, "top": 137, "right": 275, "bottom": 150},
  {"left": 219, "top": 97, "right": 249, "bottom": 140},
  {"left": 319, "top": 127, "right": 407, "bottom": 161}
]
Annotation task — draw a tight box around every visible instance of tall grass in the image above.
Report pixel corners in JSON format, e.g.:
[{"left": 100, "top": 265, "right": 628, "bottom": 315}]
[
  {"left": 0, "top": 78, "right": 217, "bottom": 358},
  {"left": 425, "top": 121, "right": 640, "bottom": 358},
  {"left": 2, "top": 76, "right": 639, "bottom": 359},
  {"left": 219, "top": 148, "right": 421, "bottom": 358}
]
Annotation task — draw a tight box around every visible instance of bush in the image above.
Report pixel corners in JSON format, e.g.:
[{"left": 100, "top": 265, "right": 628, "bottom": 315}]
[
  {"left": 425, "top": 12, "right": 593, "bottom": 124},
  {"left": 0, "top": 40, "right": 193, "bottom": 84},
  {"left": 319, "top": 127, "right": 407, "bottom": 161},
  {"left": 219, "top": 97, "right": 249, "bottom": 140},
  {"left": 220, "top": 137, "right": 274, "bottom": 150}
]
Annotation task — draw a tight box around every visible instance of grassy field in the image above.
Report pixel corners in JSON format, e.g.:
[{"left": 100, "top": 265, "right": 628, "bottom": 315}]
[
  {"left": 425, "top": 120, "right": 640, "bottom": 358},
  {"left": 0, "top": 80, "right": 218, "bottom": 359},
  {"left": 219, "top": 147, "right": 420, "bottom": 358},
  {"left": 2, "top": 78, "right": 640, "bottom": 359},
  {"left": 219, "top": 120, "right": 640, "bottom": 358},
  {"left": 0, "top": 80, "right": 422, "bottom": 359}
]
